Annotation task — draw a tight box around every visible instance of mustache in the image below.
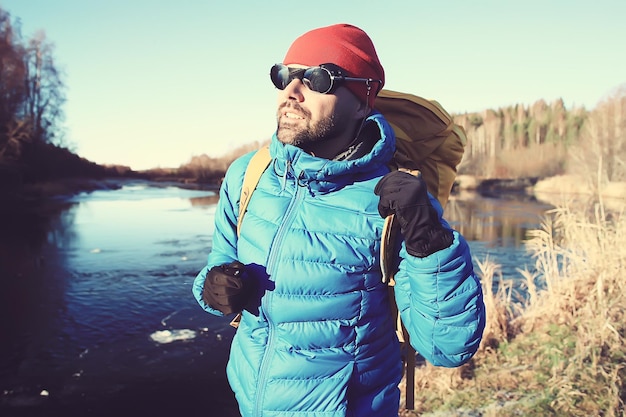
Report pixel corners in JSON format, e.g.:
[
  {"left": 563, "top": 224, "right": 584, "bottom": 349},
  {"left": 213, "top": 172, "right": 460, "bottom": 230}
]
[{"left": 278, "top": 101, "right": 310, "bottom": 118}]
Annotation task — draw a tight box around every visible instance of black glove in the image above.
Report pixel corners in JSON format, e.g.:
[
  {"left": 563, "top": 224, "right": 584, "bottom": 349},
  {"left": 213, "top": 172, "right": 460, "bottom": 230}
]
[
  {"left": 202, "top": 261, "right": 254, "bottom": 315},
  {"left": 374, "top": 170, "right": 453, "bottom": 258}
]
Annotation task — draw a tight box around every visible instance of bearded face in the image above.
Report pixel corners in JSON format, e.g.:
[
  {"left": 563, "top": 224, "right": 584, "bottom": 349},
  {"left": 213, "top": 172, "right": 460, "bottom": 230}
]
[
  {"left": 276, "top": 101, "right": 349, "bottom": 147},
  {"left": 275, "top": 86, "right": 365, "bottom": 158}
]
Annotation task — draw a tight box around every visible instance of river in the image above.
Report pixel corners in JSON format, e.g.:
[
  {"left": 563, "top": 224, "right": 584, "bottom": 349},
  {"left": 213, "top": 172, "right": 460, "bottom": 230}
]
[{"left": 0, "top": 180, "right": 553, "bottom": 417}]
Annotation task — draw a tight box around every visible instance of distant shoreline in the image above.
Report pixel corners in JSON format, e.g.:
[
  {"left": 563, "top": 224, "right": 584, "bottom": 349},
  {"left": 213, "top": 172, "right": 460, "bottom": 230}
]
[
  {"left": 6, "top": 174, "right": 624, "bottom": 210},
  {"left": 6, "top": 176, "right": 220, "bottom": 202}
]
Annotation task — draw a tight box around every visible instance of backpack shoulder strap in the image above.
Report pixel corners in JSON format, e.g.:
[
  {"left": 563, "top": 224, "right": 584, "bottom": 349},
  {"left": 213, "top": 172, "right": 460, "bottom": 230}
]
[
  {"left": 230, "top": 144, "right": 271, "bottom": 331},
  {"left": 380, "top": 183, "right": 418, "bottom": 412},
  {"left": 379, "top": 168, "right": 421, "bottom": 411},
  {"left": 237, "top": 144, "right": 271, "bottom": 237},
  {"left": 380, "top": 215, "right": 397, "bottom": 285}
]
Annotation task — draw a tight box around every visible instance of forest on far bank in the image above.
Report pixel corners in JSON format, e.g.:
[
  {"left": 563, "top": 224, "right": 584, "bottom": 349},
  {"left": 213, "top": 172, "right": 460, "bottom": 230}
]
[{"left": 1, "top": 5, "right": 624, "bottom": 198}]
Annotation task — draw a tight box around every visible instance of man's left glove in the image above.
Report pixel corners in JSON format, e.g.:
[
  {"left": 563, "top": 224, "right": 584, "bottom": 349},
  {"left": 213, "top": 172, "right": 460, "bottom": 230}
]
[
  {"left": 202, "top": 261, "right": 254, "bottom": 315},
  {"left": 374, "top": 170, "right": 454, "bottom": 258}
]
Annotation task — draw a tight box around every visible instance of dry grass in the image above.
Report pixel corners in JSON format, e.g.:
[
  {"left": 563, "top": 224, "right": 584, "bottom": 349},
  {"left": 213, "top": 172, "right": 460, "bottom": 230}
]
[
  {"left": 464, "top": 142, "right": 568, "bottom": 179},
  {"left": 496, "top": 142, "right": 568, "bottom": 179},
  {"left": 399, "top": 197, "right": 626, "bottom": 416}
]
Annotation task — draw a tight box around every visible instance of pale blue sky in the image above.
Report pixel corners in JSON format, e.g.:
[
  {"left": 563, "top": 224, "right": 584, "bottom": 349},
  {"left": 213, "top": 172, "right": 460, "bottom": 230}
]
[{"left": 2, "top": 0, "right": 624, "bottom": 170}]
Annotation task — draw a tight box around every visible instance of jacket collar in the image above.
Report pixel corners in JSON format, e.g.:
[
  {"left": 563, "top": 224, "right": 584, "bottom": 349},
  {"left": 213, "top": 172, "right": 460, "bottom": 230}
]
[{"left": 269, "top": 112, "right": 395, "bottom": 194}]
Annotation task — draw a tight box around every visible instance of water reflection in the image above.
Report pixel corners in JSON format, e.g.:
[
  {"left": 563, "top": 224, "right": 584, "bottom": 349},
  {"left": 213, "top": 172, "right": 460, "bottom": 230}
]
[
  {"left": 445, "top": 191, "right": 554, "bottom": 283},
  {"left": 0, "top": 183, "right": 553, "bottom": 416},
  {"left": 189, "top": 194, "right": 220, "bottom": 207},
  {"left": 0, "top": 200, "right": 75, "bottom": 385},
  {"left": 0, "top": 183, "right": 239, "bottom": 417},
  {"left": 446, "top": 191, "right": 554, "bottom": 248}
]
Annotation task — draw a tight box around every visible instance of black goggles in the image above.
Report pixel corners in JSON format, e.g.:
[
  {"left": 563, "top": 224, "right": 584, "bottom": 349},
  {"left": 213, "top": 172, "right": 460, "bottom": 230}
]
[{"left": 270, "top": 63, "right": 381, "bottom": 95}]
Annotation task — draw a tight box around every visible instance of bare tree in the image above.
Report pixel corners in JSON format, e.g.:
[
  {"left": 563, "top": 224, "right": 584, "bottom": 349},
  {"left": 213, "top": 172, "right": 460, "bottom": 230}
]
[
  {"left": 0, "top": 9, "right": 27, "bottom": 159},
  {"left": 23, "top": 31, "right": 65, "bottom": 146},
  {"left": 0, "top": 8, "right": 65, "bottom": 162},
  {"left": 569, "top": 85, "right": 626, "bottom": 188}
]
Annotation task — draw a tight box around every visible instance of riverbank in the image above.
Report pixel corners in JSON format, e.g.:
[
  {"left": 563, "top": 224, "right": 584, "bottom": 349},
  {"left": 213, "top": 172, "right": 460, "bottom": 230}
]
[
  {"left": 533, "top": 174, "right": 626, "bottom": 210},
  {"left": 456, "top": 174, "right": 625, "bottom": 210}
]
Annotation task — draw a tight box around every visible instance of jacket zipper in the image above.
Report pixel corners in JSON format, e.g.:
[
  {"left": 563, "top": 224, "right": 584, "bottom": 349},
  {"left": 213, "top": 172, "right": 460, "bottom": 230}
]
[{"left": 254, "top": 178, "right": 305, "bottom": 417}]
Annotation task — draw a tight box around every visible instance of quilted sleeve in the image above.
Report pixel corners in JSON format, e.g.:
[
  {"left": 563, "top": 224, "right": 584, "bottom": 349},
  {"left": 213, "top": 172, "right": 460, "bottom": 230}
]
[
  {"left": 192, "top": 154, "right": 252, "bottom": 315},
  {"left": 392, "top": 226, "right": 486, "bottom": 368}
]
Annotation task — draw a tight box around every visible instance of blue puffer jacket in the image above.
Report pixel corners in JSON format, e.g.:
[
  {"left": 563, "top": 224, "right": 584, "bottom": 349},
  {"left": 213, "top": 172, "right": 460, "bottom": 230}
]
[{"left": 193, "top": 112, "right": 485, "bottom": 417}]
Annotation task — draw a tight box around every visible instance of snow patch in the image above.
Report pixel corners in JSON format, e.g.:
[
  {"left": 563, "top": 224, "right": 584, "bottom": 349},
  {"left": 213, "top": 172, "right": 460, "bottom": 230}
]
[{"left": 150, "top": 329, "right": 197, "bottom": 344}]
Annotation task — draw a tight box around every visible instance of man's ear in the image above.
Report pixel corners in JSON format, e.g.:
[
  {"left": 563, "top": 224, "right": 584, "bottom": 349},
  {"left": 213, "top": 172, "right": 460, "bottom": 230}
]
[{"left": 354, "top": 101, "right": 371, "bottom": 119}]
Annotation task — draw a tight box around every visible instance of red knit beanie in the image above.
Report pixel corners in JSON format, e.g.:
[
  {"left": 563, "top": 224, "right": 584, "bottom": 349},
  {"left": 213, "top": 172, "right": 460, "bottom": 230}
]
[{"left": 283, "top": 23, "right": 385, "bottom": 107}]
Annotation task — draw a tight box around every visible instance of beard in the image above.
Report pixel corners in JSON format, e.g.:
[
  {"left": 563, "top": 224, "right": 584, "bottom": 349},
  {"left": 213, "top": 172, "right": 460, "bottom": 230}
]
[{"left": 276, "top": 102, "right": 351, "bottom": 149}]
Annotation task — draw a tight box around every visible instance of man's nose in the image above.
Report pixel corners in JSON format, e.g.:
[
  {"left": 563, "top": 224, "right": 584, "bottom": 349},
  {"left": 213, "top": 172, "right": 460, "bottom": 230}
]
[{"left": 281, "top": 78, "right": 306, "bottom": 101}]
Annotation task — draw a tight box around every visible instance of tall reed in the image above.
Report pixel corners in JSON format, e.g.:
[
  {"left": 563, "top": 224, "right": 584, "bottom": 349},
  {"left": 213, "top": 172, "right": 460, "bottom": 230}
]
[{"left": 400, "top": 199, "right": 625, "bottom": 416}]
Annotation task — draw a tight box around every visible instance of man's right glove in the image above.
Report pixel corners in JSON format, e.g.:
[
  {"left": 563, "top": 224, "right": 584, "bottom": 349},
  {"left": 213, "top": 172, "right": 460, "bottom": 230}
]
[
  {"left": 374, "top": 170, "right": 454, "bottom": 258},
  {"left": 202, "top": 261, "right": 254, "bottom": 315}
]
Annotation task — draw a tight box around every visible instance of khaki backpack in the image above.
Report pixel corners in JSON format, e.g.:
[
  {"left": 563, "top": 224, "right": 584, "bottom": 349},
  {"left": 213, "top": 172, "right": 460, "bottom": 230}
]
[{"left": 235, "top": 89, "right": 467, "bottom": 410}]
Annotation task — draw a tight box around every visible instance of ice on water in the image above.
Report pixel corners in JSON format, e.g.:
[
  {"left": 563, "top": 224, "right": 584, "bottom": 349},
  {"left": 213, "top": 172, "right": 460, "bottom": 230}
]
[{"left": 150, "top": 329, "right": 197, "bottom": 344}]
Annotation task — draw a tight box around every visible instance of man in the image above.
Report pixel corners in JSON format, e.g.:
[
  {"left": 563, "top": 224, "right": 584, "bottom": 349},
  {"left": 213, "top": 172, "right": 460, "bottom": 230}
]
[{"left": 193, "top": 23, "right": 485, "bottom": 417}]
